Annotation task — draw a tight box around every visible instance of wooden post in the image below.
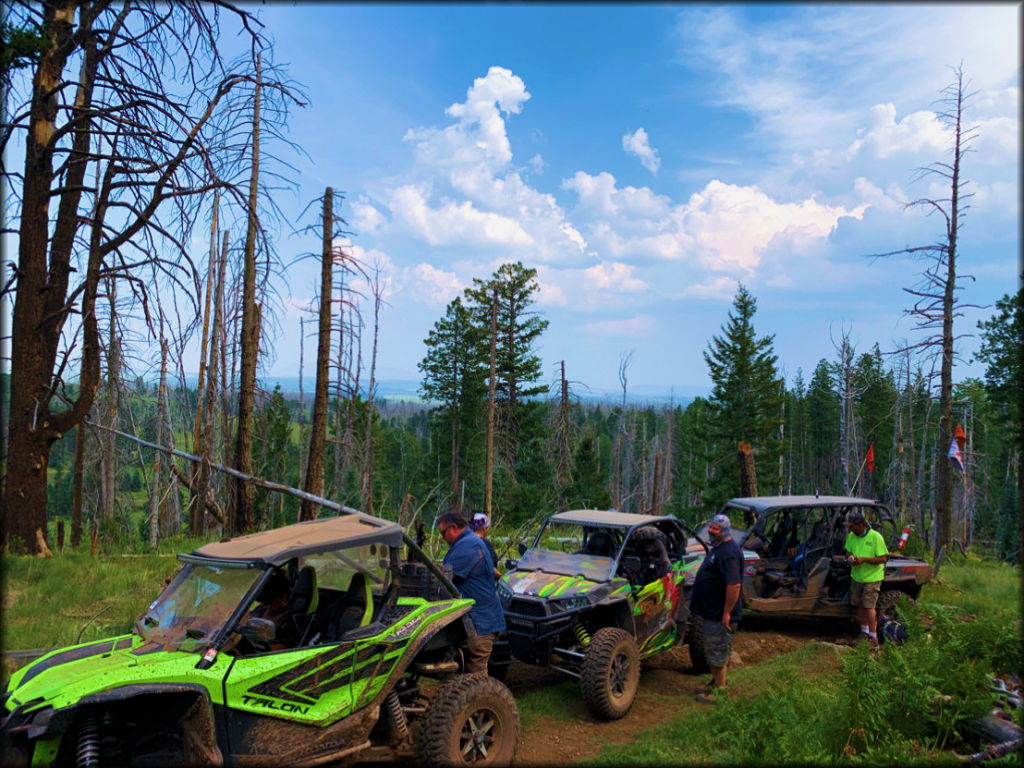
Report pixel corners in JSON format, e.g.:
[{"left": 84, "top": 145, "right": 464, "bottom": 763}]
[{"left": 738, "top": 441, "right": 758, "bottom": 497}]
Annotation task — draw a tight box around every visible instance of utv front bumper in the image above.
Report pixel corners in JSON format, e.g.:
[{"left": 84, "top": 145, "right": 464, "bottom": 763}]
[{"left": 502, "top": 596, "right": 591, "bottom": 666}]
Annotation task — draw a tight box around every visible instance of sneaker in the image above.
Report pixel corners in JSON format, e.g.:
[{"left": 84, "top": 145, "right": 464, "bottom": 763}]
[
  {"left": 695, "top": 691, "right": 717, "bottom": 704},
  {"left": 867, "top": 636, "right": 879, "bottom": 650},
  {"left": 695, "top": 679, "right": 716, "bottom": 695}
]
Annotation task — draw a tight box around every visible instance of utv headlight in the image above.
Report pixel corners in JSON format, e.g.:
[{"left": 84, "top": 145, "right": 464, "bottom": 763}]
[
  {"left": 497, "top": 581, "right": 513, "bottom": 599},
  {"left": 552, "top": 596, "right": 590, "bottom": 612}
]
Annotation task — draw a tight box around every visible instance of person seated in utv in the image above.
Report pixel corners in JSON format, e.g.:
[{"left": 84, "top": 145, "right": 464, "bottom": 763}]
[
  {"left": 635, "top": 528, "right": 671, "bottom": 585},
  {"left": 250, "top": 568, "right": 299, "bottom": 650}
]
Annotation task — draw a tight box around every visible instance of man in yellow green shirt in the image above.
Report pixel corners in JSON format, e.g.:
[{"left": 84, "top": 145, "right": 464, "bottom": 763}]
[{"left": 844, "top": 509, "right": 889, "bottom": 648}]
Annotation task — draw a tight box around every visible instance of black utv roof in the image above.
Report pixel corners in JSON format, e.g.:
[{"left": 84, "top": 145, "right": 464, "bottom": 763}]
[
  {"left": 723, "top": 495, "right": 886, "bottom": 515},
  {"left": 187, "top": 513, "right": 403, "bottom": 566}
]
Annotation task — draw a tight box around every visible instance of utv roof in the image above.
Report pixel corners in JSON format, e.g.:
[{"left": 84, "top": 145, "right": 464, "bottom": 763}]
[
  {"left": 723, "top": 496, "right": 884, "bottom": 515},
  {"left": 189, "top": 513, "right": 403, "bottom": 566},
  {"left": 550, "top": 509, "right": 674, "bottom": 528}
]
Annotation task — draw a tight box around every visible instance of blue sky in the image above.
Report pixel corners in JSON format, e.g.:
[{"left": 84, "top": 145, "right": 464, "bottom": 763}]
[{"left": 4, "top": 3, "right": 1020, "bottom": 396}]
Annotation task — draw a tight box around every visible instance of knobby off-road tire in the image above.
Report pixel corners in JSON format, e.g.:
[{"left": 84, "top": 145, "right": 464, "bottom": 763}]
[
  {"left": 876, "top": 590, "right": 915, "bottom": 645},
  {"left": 580, "top": 627, "right": 641, "bottom": 720},
  {"left": 421, "top": 674, "right": 519, "bottom": 767},
  {"left": 685, "top": 615, "right": 709, "bottom": 674}
]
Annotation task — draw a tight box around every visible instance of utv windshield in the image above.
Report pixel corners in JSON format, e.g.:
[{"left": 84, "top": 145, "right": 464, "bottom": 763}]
[
  {"left": 516, "top": 520, "right": 621, "bottom": 581},
  {"left": 134, "top": 562, "right": 262, "bottom": 652}
]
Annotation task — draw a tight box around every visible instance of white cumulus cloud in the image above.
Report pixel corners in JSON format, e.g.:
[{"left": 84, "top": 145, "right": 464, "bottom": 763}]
[
  {"left": 402, "top": 262, "right": 464, "bottom": 307},
  {"left": 351, "top": 200, "right": 386, "bottom": 235},
  {"left": 388, "top": 184, "right": 533, "bottom": 248},
  {"left": 681, "top": 276, "right": 739, "bottom": 300},
  {"left": 583, "top": 262, "right": 648, "bottom": 293},
  {"left": 846, "top": 104, "right": 950, "bottom": 159},
  {"left": 563, "top": 173, "right": 866, "bottom": 274},
  {"left": 622, "top": 127, "right": 661, "bottom": 174}
]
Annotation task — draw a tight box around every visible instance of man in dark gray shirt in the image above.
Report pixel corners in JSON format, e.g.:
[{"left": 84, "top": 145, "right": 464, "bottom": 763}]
[{"left": 689, "top": 513, "right": 743, "bottom": 704}]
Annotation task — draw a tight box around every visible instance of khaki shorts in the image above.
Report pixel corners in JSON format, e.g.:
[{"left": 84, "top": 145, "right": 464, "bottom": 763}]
[{"left": 850, "top": 580, "right": 881, "bottom": 609}]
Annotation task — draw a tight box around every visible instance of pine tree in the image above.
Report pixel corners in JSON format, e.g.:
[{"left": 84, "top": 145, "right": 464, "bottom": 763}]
[
  {"left": 418, "top": 297, "right": 487, "bottom": 510},
  {"left": 852, "top": 344, "right": 897, "bottom": 498},
  {"left": 562, "top": 429, "right": 612, "bottom": 510},
  {"left": 807, "top": 359, "right": 839, "bottom": 494},
  {"left": 465, "top": 262, "right": 549, "bottom": 467},
  {"left": 702, "top": 285, "right": 783, "bottom": 508}
]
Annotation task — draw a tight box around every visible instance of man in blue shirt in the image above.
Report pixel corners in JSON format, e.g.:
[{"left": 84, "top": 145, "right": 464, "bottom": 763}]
[{"left": 438, "top": 512, "right": 506, "bottom": 675}]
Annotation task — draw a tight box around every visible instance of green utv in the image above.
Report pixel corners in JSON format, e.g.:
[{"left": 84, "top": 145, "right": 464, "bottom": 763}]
[
  {"left": 493, "top": 510, "right": 706, "bottom": 720},
  {"left": 2, "top": 513, "right": 519, "bottom": 767}
]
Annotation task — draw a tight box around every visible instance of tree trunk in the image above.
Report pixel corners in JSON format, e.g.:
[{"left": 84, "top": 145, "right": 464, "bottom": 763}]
[
  {"left": 297, "top": 316, "right": 307, "bottom": 493},
  {"left": 150, "top": 333, "right": 168, "bottom": 550},
  {"left": 739, "top": 441, "right": 758, "bottom": 497},
  {"left": 194, "top": 230, "right": 228, "bottom": 536},
  {"left": 362, "top": 268, "right": 383, "bottom": 515},
  {"left": 71, "top": 424, "right": 86, "bottom": 548},
  {"left": 233, "top": 53, "right": 263, "bottom": 535},
  {"left": 484, "top": 288, "right": 498, "bottom": 518},
  {"left": 934, "top": 74, "right": 965, "bottom": 557},
  {"left": 302, "top": 188, "right": 334, "bottom": 521},
  {"left": 189, "top": 194, "right": 219, "bottom": 531},
  {"left": 4, "top": 0, "right": 82, "bottom": 553}
]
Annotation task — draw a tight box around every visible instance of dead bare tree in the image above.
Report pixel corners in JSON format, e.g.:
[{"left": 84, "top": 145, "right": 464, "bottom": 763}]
[
  {"left": 871, "top": 66, "right": 977, "bottom": 555},
  {"left": 301, "top": 188, "right": 337, "bottom": 521},
  {"left": 1, "top": 2, "right": 302, "bottom": 553},
  {"left": 188, "top": 192, "right": 219, "bottom": 533},
  {"left": 232, "top": 51, "right": 264, "bottom": 535},
  {"left": 361, "top": 259, "right": 389, "bottom": 516}
]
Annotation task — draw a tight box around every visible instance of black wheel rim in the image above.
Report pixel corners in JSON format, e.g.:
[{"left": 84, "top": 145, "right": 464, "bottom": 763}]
[
  {"left": 459, "top": 706, "right": 498, "bottom": 763},
  {"left": 609, "top": 651, "right": 631, "bottom": 697}
]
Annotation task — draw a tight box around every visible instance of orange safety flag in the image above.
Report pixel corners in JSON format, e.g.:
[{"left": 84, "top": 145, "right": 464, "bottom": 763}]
[
  {"left": 866, "top": 442, "right": 875, "bottom": 475},
  {"left": 954, "top": 423, "right": 966, "bottom": 453}
]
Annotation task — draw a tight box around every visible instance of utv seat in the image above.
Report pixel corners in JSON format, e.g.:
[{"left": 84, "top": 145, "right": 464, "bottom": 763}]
[
  {"left": 581, "top": 531, "right": 615, "bottom": 557},
  {"left": 286, "top": 565, "right": 318, "bottom": 640},
  {"left": 307, "top": 572, "right": 373, "bottom": 644}
]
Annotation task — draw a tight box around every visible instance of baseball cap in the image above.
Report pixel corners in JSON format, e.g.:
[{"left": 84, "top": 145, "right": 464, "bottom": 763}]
[
  {"left": 845, "top": 510, "right": 866, "bottom": 525},
  {"left": 470, "top": 512, "right": 490, "bottom": 531},
  {"left": 708, "top": 513, "right": 731, "bottom": 532}
]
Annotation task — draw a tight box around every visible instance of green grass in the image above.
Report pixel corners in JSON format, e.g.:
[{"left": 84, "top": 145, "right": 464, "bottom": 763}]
[
  {"left": 578, "top": 558, "right": 1022, "bottom": 766},
  {"left": 921, "top": 553, "right": 1020, "bottom": 618},
  {"left": 2, "top": 551, "right": 182, "bottom": 656},
  {"left": 515, "top": 679, "right": 585, "bottom": 729}
]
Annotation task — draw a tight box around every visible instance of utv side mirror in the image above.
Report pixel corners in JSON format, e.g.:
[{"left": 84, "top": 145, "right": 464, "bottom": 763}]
[
  {"left": 238, "top": 617, "right": 275, "bottom": 643},
  {"left": 505, "top": 559, "right": 519, "bottom": 570},
  {"left": 518, "top": 542, "right": 527, "bottom": 556}
]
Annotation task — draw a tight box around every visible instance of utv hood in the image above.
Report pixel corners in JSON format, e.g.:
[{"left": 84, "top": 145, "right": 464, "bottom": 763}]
[
  {"left": 4, "top": 634, "right": 230, "bottom": 717},
  {"left": 501, "top": 569, "right": 625, "bottom": 600}
]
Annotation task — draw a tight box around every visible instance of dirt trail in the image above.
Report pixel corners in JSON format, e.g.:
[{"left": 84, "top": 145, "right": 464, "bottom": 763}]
[{"left": 509, "top": 621, "right": 857, "bottom": 766}]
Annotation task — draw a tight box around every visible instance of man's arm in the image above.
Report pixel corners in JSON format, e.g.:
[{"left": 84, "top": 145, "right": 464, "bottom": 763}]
[
  {"left": 721, "top": 548, "right": 742, "bottom": 631},
  {"left": 449, "top": 540, "right": 486, "bottom": 586},
  {"left": 851, "top": 534, "right": 889, "bottom": 565}
]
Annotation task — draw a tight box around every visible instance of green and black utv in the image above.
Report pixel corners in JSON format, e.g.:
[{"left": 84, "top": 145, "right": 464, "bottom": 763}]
[
  {"left": 2, "top": 513, "right": 519, "bottom": 766},
  {"left": 494, "top": 509, "right": 705, "bottom": 720}
]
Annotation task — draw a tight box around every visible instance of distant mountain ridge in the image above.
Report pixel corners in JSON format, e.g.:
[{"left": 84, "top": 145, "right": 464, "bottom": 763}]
[{"left": 259, "top": 376, "right": 706, "bottom": 407}]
